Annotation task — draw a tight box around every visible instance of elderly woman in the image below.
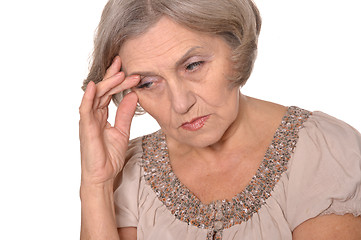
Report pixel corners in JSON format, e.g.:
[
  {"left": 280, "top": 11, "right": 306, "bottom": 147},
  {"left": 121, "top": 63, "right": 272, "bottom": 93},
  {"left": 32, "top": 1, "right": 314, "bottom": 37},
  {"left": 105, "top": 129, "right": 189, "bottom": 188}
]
[{"left": 79, "top": 0, "right": 361, "bottom": 239}]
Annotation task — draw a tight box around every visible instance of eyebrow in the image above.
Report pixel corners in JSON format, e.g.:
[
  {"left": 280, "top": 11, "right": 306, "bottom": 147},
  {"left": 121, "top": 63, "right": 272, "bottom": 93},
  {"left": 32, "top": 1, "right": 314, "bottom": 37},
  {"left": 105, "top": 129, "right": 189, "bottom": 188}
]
[
  {"left": 175, "top": 46, "right": 203, "bottom": 66},
  {"left": 126, "top": 46, "right": 203, "bottom": 77}
]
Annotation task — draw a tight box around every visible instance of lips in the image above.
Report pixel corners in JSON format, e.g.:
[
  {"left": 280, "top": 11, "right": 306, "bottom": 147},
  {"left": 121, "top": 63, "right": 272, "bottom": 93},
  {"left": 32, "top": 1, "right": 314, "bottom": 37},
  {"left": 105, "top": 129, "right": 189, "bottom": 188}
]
[{"left": 181, "top": 115, "right": 210, "bottom": 131}]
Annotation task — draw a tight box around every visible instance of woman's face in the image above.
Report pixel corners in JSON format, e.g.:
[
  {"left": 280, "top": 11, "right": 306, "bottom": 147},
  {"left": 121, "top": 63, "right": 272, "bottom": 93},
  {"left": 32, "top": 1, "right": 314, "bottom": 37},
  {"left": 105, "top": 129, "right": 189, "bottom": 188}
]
[{"left": 120, "top": 17, "right": 241, "bottom": 148}]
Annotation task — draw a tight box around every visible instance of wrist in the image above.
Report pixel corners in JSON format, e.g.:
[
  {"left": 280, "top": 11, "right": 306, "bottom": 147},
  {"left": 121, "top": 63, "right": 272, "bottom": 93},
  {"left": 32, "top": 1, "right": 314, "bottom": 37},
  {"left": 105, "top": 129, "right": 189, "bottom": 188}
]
[{"left": 80, "top": 180, "right": 114, "bottom": 200}]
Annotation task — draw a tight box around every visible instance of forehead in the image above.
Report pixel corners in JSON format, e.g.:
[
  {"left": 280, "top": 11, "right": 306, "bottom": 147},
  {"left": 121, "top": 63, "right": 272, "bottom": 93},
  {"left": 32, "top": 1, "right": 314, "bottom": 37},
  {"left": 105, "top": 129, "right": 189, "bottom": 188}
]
[{"left": 119, "top": 17, "right": 219, "bottom": 73}]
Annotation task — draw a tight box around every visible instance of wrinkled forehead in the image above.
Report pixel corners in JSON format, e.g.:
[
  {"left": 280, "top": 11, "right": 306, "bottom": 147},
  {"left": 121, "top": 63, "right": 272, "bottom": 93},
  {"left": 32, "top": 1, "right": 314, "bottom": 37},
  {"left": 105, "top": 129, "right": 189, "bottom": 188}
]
[{"left": 119, "top": 17, "right": 218, "bottom": 75}]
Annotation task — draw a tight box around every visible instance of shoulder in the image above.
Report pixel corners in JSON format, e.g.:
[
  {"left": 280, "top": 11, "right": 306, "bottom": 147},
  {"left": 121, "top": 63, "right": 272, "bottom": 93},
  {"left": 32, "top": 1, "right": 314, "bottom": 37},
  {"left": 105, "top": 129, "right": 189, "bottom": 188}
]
[
  {"left": 114, "top": 130, "right": 163, "bottom": 189},
  {"left": 285, "top": 109, "right": 361, "bottom": 230},
  {"left": 292, "top": 110, "right": 361, "bottom": 169},
  {"left": 125, "top": 136, "right": 143, "bottom": 166},
  {"left": 113, "top": 131, "right": 163, "bottom": 228},
  {"left": 292, "top": 111, "right": 361, "bottom": 175},
  {"left": 302, "top": 111, "right": 361, "bottom": 149},
  {"left": 113, "top": 136, "right": 144, "bottom": 228},
  {"left": 113, "top": 135, "right": 144, "bottom": 190}
]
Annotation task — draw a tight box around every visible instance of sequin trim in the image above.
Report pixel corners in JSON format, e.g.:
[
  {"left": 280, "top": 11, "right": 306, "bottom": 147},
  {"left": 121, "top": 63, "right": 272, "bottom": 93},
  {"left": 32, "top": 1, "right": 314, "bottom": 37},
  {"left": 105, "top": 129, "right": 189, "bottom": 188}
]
[{"left": 141, "top": 106, "right": 311, "bottom": 239}]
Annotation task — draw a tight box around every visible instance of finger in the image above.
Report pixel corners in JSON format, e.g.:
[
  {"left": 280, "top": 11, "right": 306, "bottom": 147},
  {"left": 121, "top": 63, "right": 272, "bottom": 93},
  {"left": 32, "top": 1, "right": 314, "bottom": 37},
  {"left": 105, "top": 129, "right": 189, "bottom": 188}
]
[
  {"left": 104, "top": 56, "right": 122, "bottom": 80},
  {"left": 93, "top": 72, "right": 125, "bottom": 109},
  {"left": 96, "top": 72, "right": 125, "bottom": 99},
  {"left": 108, "top": 75, "right": 140, "bottom": 96},
  {"left": 97, "top": 75, "right": 140, "bottom": 109},
  {"left": 100, "top": 96, "right": 113, "bottom": 111},
  {"left": 114, "top": 92, "right": 138, "bottom": 137},
  {"left": 95, "top": 56, "right": 123, "bottom": 101},
  {"left": 79, "top": 81, "right": 96, "bottom": 117}
]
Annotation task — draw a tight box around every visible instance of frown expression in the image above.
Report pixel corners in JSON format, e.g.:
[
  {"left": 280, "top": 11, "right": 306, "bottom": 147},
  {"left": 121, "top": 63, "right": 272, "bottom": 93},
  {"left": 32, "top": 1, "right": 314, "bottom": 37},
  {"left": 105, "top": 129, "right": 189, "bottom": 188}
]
[{"left": 120, "top": 17, "right": 241, "bottom": 148}]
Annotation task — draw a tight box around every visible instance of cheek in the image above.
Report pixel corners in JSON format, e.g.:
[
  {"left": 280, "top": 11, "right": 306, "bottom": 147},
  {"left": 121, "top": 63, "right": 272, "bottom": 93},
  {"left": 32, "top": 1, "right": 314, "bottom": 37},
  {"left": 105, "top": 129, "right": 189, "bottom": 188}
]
[
  {"left": 199, "top": 78, "right": 236, "bottom": 107},
  {"left": 137, "top": 94, "right": 157, "bottom": 114},
  {"left": 133, "top": 82, "right": 165, "bottom": 107},
  {"left": 135, "top": 89, "right": 171, "bottom": 124}
]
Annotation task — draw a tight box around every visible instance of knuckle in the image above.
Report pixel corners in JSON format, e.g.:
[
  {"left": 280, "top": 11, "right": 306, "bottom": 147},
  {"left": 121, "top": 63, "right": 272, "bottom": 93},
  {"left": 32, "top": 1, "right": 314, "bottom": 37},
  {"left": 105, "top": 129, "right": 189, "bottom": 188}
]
[
  {"left": 79, "top": 105, "right": 90, "bottom": 116},
  {"left": 79, "top": 105, "right": 85, "bottom": 115}
]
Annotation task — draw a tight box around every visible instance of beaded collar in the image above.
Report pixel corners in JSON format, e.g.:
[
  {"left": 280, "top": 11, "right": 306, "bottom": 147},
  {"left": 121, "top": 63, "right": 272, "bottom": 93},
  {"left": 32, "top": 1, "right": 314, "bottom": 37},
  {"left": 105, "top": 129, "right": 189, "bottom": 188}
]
[{"left": 141, "top": 106, "right": 311, "bottom": 239}]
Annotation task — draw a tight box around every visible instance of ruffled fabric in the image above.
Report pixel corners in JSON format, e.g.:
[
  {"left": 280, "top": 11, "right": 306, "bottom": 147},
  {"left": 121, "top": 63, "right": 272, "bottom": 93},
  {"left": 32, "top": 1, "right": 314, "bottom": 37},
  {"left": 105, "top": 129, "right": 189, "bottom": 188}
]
[
  {"left": 114, "top": 110, "right": 361, "bottom": 240},
  {"left": 113, "top": 137, "right": 143, "bottom": 228},
  {"left": 284, "top": 111, "right": 361, "bottom": 230}
]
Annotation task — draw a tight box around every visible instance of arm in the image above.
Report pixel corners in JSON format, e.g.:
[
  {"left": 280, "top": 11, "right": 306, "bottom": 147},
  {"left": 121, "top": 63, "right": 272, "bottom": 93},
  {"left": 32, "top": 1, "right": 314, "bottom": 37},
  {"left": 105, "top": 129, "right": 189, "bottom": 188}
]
[
  {"left": 118, "top": 228, "right": 137, "bottom": 240},
  {"left": 79, "top": 56, "right": 140, "bottom": 239},
  {"left": 80, "top": 182, "right": 118, "bottom": 240},
  {"left": 80, "top": 181, "right": 137, "bottom": 240},
  {"left": 80, "top": 183, "right": 137, "bottom": 240},
  {"left": 292, "top": 214, "right": 361, "bottom": 240}
]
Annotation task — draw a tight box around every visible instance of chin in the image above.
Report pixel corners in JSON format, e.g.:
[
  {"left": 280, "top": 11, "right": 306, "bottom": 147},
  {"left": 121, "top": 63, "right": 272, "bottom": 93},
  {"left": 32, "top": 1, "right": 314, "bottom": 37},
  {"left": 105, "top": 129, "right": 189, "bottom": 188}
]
[{"left": 175, "top": 129, "right": 226, "bottom": 148}]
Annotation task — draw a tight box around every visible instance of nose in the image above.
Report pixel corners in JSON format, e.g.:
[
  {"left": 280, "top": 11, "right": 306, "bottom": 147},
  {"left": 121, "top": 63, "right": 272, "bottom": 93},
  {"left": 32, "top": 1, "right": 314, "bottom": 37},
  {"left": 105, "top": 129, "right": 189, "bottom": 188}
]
[{"left": 168, "top": 82, "right": 196, "bottom": 114}]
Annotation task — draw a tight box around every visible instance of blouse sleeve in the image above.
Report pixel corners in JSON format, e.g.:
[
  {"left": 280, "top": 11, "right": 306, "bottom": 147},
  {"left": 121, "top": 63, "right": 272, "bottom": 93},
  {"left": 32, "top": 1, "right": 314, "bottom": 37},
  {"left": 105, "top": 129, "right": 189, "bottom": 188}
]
[
  {"left": 285, "top": 111, "right": 361, "bottom": 231},
  {"left": 113, "top": 137, "right": 143, "bottom": 228}
]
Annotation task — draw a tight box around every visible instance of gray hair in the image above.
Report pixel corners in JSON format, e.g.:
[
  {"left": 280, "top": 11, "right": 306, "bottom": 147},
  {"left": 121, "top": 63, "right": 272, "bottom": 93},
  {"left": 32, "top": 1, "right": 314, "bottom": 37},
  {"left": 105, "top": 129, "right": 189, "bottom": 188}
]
[{"left": 82, "top": 0, "right": 261, "bottom": 113}]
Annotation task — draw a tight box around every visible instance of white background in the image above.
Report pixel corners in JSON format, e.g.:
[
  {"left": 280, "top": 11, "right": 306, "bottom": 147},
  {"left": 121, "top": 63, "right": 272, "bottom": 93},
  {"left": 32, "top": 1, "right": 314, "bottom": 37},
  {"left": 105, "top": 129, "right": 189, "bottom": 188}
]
[{"left": 0, "top": 0, "right": 360, "bottom": 239}]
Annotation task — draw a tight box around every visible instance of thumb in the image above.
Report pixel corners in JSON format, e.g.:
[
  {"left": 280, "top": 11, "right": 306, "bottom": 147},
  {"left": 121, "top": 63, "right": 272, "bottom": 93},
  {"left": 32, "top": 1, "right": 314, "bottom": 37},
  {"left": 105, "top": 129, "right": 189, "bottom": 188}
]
[{"left": 114, "top": 92, "right": 138, "bottom": 137}]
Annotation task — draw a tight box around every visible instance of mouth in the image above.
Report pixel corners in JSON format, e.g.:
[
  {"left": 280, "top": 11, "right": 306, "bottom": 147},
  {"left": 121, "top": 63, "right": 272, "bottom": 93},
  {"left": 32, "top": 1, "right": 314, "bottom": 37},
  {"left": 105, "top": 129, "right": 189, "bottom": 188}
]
[{"left": 180, "top": 115, "right": 210, "bottom": 131}]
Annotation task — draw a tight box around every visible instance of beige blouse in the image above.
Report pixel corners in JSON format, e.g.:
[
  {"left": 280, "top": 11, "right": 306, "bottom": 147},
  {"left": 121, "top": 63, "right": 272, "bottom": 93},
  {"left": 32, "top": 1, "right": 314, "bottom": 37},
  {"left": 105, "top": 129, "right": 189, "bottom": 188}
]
[{"left": 114, "top": 107, "right": 361, "bottom": 240}]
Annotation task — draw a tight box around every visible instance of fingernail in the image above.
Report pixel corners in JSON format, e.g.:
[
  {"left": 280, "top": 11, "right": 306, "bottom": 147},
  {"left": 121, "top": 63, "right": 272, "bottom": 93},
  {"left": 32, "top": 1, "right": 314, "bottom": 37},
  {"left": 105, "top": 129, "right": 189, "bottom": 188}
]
[
  {"left": 129, "top": 75, "right": 140, "bottom": 80},
  {"left": 85, "top": 81, "right": 94, "bottom": 92},
  {"left": 87, "top": 81, "right": 94, "bottom": 88},
  {"left": 112, "top": 56, "right": 119, "bottom": 64}
]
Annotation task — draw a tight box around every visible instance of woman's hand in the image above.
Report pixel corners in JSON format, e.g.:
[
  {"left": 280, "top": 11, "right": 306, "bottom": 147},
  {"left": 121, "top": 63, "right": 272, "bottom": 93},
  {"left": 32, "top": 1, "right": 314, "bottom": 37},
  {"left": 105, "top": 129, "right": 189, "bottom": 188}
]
[{"left": 79, "top": 56, "right": 140, "bottom": 187}]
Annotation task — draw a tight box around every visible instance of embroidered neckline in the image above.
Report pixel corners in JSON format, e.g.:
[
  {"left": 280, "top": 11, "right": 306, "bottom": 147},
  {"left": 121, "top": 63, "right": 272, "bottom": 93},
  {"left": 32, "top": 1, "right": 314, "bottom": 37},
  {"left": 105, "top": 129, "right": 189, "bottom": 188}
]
[{"left": 141, "top": 106, "right": 311, "bottom": 236}]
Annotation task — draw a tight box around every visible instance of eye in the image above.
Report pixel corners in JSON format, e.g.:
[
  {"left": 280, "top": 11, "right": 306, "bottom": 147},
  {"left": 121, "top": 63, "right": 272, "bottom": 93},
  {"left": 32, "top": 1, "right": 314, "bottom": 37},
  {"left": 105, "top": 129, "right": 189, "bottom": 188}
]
[
  {"left": 136, "top": 81, "right": 153, "bottom": 89},
  {"left": 185, "top": 61, "right": 204, "bottom": 72},
  {"left": 136, "top": 76, "right": 158, "bottom": 89}
]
